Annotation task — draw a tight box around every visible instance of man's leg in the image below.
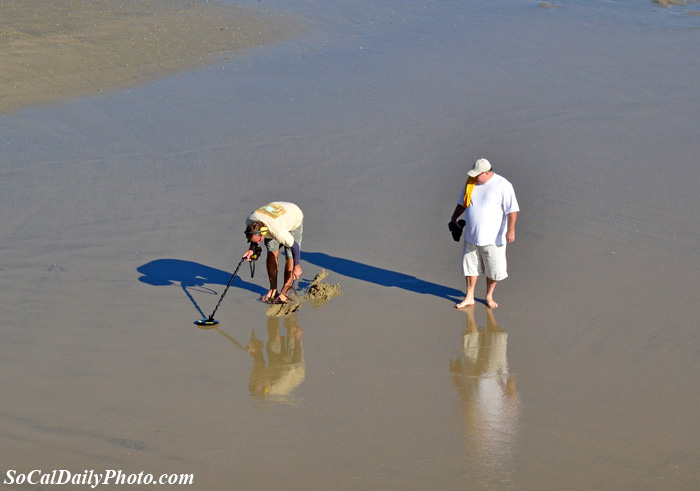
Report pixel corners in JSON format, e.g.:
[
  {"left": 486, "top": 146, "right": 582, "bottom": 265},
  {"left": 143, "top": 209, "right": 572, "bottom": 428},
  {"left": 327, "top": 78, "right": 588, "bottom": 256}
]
[
  {"left": 481, "top": 244, "right": 506, "bottom": 309},
  {"left": 455, "top": 276, "right": 478, "bottom": 309},
  {"left": 457, "top": 241, "right": 481, "bottom": 309},
  {"left": 278, "top": 255, "right": 295, "bottom": 301},
  {"left": 261, "top": 250, "right": 279, "bottom": 302},
  {"left": 279, "top": 225, "right": 302, "bottom": 301},
  {"left": 485, "top": 276, "right": 498, "bottom": 309}
]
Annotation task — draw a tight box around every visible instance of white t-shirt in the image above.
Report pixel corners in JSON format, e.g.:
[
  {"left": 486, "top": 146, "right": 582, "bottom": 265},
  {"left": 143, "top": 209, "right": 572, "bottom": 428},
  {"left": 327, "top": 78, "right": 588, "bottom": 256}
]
[
  {"left": 458, "top": 174, "right": 519, "bottom": 246},
  {"left": 246, "top": 202, "right": 304, "bottom": 248}
]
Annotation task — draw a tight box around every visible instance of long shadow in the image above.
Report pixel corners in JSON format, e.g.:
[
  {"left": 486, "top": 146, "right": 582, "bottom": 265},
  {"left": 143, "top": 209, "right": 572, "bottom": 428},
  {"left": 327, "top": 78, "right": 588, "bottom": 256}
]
[
  {"left": 137, "top": 259, "right": 267, "bottom": 316},
  {"left": 302, "top": 251, "right": 463, "bottom": 301},
  {"left": 138, "top": 253, "right": 464, "bottom": 308},
  {"left": 137, "top": 258, "right": 266, "bottom": 293}
]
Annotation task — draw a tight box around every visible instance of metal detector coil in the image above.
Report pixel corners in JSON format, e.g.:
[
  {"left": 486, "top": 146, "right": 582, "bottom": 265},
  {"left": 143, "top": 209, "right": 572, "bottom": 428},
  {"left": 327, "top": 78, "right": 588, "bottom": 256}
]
[{"left": 195, "top": 317, "right": 219, "bottom": 327}]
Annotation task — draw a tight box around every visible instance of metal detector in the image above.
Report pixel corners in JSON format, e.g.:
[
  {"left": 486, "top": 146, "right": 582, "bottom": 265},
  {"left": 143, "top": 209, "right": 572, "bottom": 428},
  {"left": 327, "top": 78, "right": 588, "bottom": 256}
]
[{"left": 194, "top": 246, "right": 261, "bottom": 326}]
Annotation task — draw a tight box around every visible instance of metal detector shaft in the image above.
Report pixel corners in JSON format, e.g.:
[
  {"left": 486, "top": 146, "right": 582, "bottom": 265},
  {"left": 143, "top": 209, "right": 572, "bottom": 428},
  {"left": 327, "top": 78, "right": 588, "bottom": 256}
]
[{"left": 206, "top": 257, "right": 246, "bottom": 322}]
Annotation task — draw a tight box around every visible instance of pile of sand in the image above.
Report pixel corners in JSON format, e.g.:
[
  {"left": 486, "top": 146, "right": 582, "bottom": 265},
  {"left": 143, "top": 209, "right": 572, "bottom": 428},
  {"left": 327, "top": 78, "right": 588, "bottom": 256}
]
[
  {"left": 305, "top": 269, "right": 342, "bottom": 302},
  {"left": 266, "top": 269, "right": 342, "bottom": 317}
]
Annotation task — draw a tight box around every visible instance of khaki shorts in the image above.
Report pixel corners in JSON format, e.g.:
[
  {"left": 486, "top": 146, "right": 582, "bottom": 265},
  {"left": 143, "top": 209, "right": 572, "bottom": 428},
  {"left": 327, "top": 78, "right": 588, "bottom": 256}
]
[
  {"left": 265, "top": 223, "right": 303, "bottom": 257},
  {"left": 461, "top": 242, "right": 508, "bottom": 281}
]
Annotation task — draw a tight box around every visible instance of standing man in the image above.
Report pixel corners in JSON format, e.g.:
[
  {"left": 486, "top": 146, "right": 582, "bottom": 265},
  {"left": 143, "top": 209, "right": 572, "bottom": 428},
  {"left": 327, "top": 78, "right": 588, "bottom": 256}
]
[
  {"left": 243, "top": 202, "right": 304, "bottom": 304},
  {"left": 450, "top": 159, "right": 519, "bottom": 309}
]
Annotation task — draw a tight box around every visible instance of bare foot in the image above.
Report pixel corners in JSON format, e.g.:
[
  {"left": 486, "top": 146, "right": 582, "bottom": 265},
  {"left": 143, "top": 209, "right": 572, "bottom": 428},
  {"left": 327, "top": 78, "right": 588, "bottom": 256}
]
[
  {"left": 261, "top": 289, "right": 277, "bottom": 303},
  {"left": 455, "top": 297, "right": 475, "bottom": 309},
  {"left": 485, "top": 297, "right": 498, "bottom": 309}
]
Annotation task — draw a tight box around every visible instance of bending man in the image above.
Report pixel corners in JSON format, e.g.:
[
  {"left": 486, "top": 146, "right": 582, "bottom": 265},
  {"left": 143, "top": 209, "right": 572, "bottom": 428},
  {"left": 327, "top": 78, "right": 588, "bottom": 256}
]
[{"left": 243, "top": 202, "right": 304, "bottom": 304}]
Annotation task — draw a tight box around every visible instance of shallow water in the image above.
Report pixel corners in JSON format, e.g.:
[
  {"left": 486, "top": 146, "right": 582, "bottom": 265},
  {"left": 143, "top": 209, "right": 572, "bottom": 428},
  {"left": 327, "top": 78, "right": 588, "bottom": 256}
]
[{"left": 1, "top": 0, "right": 699, "bottom": 489}]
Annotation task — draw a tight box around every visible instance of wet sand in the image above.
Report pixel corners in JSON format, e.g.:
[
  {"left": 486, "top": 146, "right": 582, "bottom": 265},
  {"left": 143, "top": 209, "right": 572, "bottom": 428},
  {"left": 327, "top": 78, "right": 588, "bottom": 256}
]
[
  {"left": 0, "top": 0, "right": 294, "bottom": 116},
  {"left": 1, "top": 0, "right": 699, "bottom": 489}
]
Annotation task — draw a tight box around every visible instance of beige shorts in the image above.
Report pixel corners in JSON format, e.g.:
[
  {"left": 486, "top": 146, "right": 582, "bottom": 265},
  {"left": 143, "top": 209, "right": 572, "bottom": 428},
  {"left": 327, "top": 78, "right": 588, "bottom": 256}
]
[
  {"left": 264, "top": 223, "right": 303, "bottom": 256},
  {"left": 461, "top": 242, "right": 508, "bottom": 281}
]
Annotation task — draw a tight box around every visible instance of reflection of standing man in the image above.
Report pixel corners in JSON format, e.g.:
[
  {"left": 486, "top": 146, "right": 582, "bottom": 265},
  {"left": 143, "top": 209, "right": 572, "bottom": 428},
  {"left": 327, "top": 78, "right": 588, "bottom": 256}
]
[
  {"left": 449, "top": 306, "right": 520, "bottom": 481},
  {"left": 450, "top": 159, "right": 519, "bottom": 309}
]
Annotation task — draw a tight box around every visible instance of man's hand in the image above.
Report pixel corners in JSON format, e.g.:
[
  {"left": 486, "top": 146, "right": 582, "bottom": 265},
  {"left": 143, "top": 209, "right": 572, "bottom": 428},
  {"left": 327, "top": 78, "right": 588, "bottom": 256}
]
[
  {"left": 448, "top": 220, "right": 466, "bottom": 241},
  {"left": 506, "top": 212, "right": 517, "bottom": 243},
  {"left": 293, "top": 265, "right": 302, "bottom": 280},
  {"left": 242, "top": 249, "right": 254, "bottom": 261}
]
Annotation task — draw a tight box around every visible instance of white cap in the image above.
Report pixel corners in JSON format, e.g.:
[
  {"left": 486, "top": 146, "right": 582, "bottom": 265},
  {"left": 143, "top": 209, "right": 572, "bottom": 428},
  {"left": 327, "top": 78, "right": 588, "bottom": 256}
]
[{"left": 467, "top": 158, "right": 492, "bottom": 177}]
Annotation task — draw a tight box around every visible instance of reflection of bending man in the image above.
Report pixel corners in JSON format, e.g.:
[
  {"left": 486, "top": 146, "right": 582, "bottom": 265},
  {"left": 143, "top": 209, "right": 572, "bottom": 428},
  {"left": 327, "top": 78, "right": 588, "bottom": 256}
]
[
  {"left": 449, "top": 306, "right": 520, "bottom": 480},
  {"left": 247, "top": 314, "right": 305, "bottom": 402}
]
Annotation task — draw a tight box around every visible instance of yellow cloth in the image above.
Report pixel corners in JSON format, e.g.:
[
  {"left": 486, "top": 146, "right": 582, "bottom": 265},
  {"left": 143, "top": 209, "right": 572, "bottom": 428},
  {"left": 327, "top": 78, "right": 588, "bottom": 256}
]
[{"left": 461, "top": 177, "right": 476, "bottom": 207}]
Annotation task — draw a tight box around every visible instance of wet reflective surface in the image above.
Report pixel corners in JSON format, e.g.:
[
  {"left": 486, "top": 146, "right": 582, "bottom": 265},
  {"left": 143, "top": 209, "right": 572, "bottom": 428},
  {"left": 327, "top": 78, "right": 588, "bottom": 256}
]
[
  {"left": 1, "top": 0, "right": 699, "bottom": 488},
  {"left": 450, "top": 307, "right": 520, "bottom": 488}
]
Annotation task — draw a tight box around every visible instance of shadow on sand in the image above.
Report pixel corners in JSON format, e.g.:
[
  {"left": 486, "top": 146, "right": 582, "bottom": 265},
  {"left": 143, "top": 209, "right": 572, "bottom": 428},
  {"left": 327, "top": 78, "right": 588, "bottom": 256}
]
[
  {"left": 137, "top": 252, "right": 463, "bottom": 310},
  {"left": 137, "top": 258, "right": 265, "bottom": 293},
  {"left": 302, "top": 251, "right": 463, "bottom": 302},
  {"left": 137, "top": 258, "right": 267, "bottom": 318}
]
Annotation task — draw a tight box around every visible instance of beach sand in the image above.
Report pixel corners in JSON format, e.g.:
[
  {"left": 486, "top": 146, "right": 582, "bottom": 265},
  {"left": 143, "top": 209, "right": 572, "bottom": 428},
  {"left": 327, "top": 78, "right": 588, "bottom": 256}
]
[
  {"left": 1, "top": 0, "right": 699, "bottom": 489},
  {"left": 0, "top": 0, "right": 294, "bottom": 116}
]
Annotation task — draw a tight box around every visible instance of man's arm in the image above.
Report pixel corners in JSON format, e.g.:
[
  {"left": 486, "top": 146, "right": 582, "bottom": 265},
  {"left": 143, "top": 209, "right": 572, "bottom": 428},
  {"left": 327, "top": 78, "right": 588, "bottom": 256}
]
[
  {"left": 506, "top": 212, "right": 517, "bottom": 243},
  {"left": 451, "top": 204, "right": 466, "bottom": 224},
  {"left": 290, "top": 241, "right": 302, "bottom": 280},
  {"left": 290, "top": 241, "right": 301, "bottom": 266}
]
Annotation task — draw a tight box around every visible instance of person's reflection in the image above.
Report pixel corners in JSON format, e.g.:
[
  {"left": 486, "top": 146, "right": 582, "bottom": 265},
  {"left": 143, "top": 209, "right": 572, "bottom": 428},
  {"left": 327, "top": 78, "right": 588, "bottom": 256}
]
[
  {"left": 449, "top": 306, "right": 520, "bottom": 479},
  {"left": 247, "top": 313, "right": 305, "bottom": 402}
]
